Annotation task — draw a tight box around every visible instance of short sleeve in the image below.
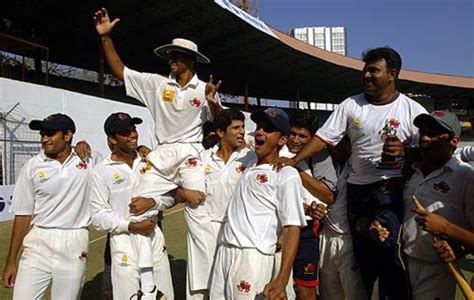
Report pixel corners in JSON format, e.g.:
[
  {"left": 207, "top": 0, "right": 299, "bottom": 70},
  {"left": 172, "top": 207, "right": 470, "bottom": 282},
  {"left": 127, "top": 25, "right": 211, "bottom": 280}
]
[
  {"left": 276, "top": 168, "right": 306, "bottom": 227},
  {"left": 316, "top": 99, "right": 350, "bottom": 146},
  {"left": 123, "top": 66, "right": 167, "bottom": 108},
  {"left": 10, "top": 160, "right": 35, "bottom": 215}
]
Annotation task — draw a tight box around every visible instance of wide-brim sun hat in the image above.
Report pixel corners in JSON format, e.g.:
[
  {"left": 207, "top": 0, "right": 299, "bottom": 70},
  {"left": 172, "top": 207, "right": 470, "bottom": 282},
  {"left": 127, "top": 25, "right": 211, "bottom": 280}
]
[{"left": 154, "top": 38, "right": 210, "bottom": 64}]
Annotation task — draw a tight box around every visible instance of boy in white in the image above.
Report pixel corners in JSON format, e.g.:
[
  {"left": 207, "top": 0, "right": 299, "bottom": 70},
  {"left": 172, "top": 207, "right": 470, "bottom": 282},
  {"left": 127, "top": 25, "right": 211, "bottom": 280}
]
[
  {"left": 184, "top": 109, "right": 256, "bottom": 299},
  {"left": 210, "top": 108, "right": 306, "bottom": 299},
  {"left": 403, "top": 111, "right": 474, "bottom": 299},
  {"left": 2, "top": 114, "right": 94, "bottom": 299},
  {"left": 94, "top": 8, "right": 222, "bottom": 295},
  {"left": 89, "top": 113, "right": 174, "bottom": 299}
]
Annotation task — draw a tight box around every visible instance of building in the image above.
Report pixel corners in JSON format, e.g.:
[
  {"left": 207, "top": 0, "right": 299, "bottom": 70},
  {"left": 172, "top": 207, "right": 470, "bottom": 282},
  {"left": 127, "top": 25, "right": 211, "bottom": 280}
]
[{"left": 289, "top": 26, "right": 347, "bottom": 56}]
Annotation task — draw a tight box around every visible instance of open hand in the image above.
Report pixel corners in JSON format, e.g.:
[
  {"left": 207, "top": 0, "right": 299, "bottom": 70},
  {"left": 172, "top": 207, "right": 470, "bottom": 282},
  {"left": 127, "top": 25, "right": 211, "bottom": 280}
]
[{"left": 93, "top": 7, "right": 120, "bottom": 36}]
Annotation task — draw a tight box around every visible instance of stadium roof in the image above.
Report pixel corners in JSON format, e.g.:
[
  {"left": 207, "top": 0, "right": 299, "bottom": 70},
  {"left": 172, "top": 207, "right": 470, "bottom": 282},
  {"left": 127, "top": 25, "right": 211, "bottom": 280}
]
[{"left": 2, "top": 0, "right": 473, "bottom": 103}]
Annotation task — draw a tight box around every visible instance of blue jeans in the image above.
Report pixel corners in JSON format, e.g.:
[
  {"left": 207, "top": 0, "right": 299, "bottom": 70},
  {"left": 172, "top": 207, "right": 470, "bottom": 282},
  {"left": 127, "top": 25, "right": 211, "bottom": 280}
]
[{"left": 347, "top": 178, "right": 410, "bottom": 300}]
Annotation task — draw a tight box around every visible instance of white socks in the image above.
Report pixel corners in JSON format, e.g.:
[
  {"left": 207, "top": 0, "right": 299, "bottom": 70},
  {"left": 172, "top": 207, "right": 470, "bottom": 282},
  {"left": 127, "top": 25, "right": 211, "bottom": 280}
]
[{"left": 140, "top": 268, "right": 155, "bottom": 293}]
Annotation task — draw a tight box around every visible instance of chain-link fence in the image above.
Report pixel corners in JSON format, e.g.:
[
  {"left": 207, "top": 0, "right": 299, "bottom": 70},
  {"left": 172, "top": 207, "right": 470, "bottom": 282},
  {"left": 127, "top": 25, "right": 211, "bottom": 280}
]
[{"left": 0, "top": 116, "right": 41, "bottom": 185}]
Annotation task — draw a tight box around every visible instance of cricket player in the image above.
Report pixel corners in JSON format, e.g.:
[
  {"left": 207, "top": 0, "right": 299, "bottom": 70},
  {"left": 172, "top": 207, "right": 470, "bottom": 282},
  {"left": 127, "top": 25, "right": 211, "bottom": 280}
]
[
  {"left": 89, "top": 112, "right": 174, "bottom": 299},
  {"left": 2, "top": 113, "right": 94, "bottom": 299},
  {"left": 210, "top": 108, "right": 306, "bottom": 299},
  {"left": 93, "top": 8, "right": 222, "bottom": 296}
]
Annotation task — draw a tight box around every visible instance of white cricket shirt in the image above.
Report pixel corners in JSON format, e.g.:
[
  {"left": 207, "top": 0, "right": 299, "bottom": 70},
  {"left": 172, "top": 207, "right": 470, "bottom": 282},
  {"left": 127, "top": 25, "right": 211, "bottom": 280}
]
[
  {"left": 316, "top": 93, "right": 427, "bottom": 185},
  {"left": 203, "top": 145, "right": 257, "bottom": 222},
  {"left": 89, "top": 156, "right": 144, "bottom": 234},
  {"left": 124, "top": 67, "right": 220, "bottom": 144},
  {"left": 11, "top": 151, "right": 92, "bottom": 228},
  {"left": 221, "top": 164, "right": 307, "bottom": 255}
]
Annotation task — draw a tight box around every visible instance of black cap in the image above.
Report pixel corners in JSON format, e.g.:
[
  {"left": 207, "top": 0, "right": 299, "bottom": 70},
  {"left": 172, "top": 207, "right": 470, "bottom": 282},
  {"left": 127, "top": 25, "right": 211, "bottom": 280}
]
[
  {"left": 251, "top": 108, "right": 291, "bottom": 135},
  {"left": 29, "top": 113, "right": 76, "bottom": 133},
  {"left": 104, "top": 112, "right": 143, "bottom": 136}
]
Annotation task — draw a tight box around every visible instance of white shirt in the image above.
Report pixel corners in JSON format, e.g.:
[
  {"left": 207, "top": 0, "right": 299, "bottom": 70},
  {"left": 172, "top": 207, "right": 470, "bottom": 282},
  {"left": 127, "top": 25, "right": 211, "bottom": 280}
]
[
  {"left": 203, "top": 145, "right": 257, "bottom": 222},
  {"left": 124, "top": 67, "right": 220, "bottom": 144},
  {"left": 11, "top": 151, "right": 92, "bottom": 229},
  {"left": 316, "top": 93, "right": 427, "bottom": 185},
  {"left": 323, "top": 159, "right": 351, "bottom": 235},
  {"left": 455, "top": 146, "right": 474, "bottom": 167},
  {"left": 403, "top": 157, "right": 474, "bottom": 263},
  {"left": 221, "top": 164, "right": 307, "bottom": 255},
  {"left": 89, "top": 156, "right": 144, "bottom": 234}
]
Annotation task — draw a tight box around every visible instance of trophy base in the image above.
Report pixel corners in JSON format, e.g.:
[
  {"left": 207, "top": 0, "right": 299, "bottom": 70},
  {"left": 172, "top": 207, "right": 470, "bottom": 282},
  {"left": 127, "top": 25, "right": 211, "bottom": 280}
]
[{"left": 377, "top": 161, "right": 401, "bottom": 169}]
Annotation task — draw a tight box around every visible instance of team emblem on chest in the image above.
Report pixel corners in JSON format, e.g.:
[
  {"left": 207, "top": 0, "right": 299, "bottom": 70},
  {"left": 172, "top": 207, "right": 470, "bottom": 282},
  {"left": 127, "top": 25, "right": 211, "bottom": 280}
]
[
  {"left": 113, "top": 172, "right": 125, "bottom": 185},
  {"left": 235, "top": 164, "right": 246, "bottom": 173},
  {"left": 189, "top": 97, "right": 202, "bottom": 107},
  {"left": 186, "top": 158, "right": 199, "bottom": 168},
  {"left": 433, "top": 181, "right": 451, "bottom": 194},
  {"left": 38, "top": 170, "right": 48, "bottom": 183},
  {"left": 237, "top": 280, "right": 251, "bottom": 293},
  {"left": 75, "top": 162, "right": 88, "bottom": 170},
  {"left": 256, "top": 173, "right": 268, "bottom": 183}
]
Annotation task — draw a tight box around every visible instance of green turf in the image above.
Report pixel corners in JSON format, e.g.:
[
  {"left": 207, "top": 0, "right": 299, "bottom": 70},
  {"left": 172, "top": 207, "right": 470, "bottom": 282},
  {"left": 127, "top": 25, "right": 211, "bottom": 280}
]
[{"left": 1, "top": 209, "right": 472, "bottom": 300}]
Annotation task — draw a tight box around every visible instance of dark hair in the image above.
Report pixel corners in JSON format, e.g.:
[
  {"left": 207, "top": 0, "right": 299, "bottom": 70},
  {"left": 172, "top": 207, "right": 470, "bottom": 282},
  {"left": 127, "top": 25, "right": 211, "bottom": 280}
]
[
  {"left": 213, "top": 108, "right": 245, "bottom": 132},
  {"left": 362, "top": 47, "right": 402, "bottom": 78},
  {"left": 290, "top": 110, "right": 319, "bottom": 135}
]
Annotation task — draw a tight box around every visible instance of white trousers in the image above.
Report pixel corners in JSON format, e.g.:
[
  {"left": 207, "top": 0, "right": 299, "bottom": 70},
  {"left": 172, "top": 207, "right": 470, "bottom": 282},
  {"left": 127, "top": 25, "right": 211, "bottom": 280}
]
[
  {"left": 110, "top": 226, "right": 174, "bottom": 299},
  {"left": 186, "top": 220, "right": 222, "bottom": 299},
  {"left": 319, "top": 227, "right": 367, "bottom": 300},
  {"left": 210, "top": 245, "right": 274, "bottom": 299},
  {"left": 406, "top": 256, "right": 456, "bottom": 300},
  {"left": 13, "top": 226, "right": 88, "bottom": 300}
]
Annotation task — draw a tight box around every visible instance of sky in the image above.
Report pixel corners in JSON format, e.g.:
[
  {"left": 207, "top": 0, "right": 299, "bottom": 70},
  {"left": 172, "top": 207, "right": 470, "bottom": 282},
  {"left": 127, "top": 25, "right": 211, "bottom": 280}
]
[{"left": 257, "top": 0, "right": 474, "bottom": 77}]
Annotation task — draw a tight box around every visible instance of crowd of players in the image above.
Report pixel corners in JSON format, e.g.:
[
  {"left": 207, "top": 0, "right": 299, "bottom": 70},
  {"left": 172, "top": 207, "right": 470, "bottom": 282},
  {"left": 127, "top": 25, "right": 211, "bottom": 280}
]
[{"left": 2, "top": 7, "right": 474, "bottom": 300}]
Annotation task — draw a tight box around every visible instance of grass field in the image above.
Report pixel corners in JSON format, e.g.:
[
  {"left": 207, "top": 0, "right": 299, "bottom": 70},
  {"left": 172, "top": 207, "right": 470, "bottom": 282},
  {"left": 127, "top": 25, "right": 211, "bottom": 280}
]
[{"left": 0, "top": 204, "right": 473, "bottom": 300}]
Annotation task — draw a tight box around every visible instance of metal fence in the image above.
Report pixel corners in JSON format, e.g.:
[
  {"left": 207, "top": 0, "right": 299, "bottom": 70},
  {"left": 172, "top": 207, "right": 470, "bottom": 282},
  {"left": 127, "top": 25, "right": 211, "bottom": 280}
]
[{"left": 0, "top": 115, "right": 41, "bottom": 185}]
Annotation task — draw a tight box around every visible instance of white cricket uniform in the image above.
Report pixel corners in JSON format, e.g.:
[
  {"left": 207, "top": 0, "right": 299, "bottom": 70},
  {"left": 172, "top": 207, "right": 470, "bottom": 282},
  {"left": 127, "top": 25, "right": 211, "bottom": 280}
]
[
  {"left": 89, "top": 156, "right": 174, "bottom": 299},
  {"left": 210, "top": 164, "right": 306, "bottom": 299},
  {"left": 403, "top": 157, "right": 474, "bottom": 300},
  {"left": 124, "top": 67, "right": 218, "bottom": 207},
  {"left": 10, "top": 151, "right": 92, "bottom": 300},
  {"left": 186, "top": 145, "right": 257, "bottom": 298},
  {"left": 316, "top": 93, "right": 427, "bottom": 184},
  {"left": 319, "top": 158, "right": 367, "bottom": 300}
]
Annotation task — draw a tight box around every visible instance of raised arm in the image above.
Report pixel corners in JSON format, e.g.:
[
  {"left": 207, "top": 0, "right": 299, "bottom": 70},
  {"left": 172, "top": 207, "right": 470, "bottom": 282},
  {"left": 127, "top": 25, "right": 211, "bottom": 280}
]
[
  {"left": 2, "top": 215, "right": 32, "bottom": 288},
  {"left": 93, "top": 7, "right": 125, "bottom": 81}
]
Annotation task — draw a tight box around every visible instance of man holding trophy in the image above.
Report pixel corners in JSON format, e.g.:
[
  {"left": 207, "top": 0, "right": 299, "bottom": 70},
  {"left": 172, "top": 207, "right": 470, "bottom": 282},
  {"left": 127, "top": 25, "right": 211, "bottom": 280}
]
[{"left": 275, "top": 47, "right": 427, "bottom": 299}]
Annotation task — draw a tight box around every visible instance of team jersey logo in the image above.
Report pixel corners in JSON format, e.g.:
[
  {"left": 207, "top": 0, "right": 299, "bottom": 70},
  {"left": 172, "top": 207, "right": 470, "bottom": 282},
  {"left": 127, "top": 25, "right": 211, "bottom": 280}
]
[
  {"left": 205, "top": 164, "right": 212, "bottom": 173},
  {"left": 256, "top": 173, "right": 268, "bottom": 183},
  {"left": 237, "top": 280, "right": 251, "bottom": 293},
  {"left": 190, "top": 98, "right": 202, "bottom": 107},
  {"left": 304, "top": 263, "right": 316, "bottom": 274},
  {"left": 38, "top": 170, "right": 48, "bottom": 183},
  {"left": 140, "top": 163, "right": 153, "bottom": 174},
  {"left": 235, "top": 164, "right": 246, "bottom": 173},
  {"left": 120, "top": 255, "right": 130, "bottom": 267},
  {"left": 433, "top": 181, "right": 451, "bottom": 194},
  {"left": 186, "top": 158, "right": 199, "bottom": 168},
  {"left": 162, "top": 89, "right": 175, "bottom": 102},
  {"left": 354, "top": 117, "right": 361, "bottom": 127},
  {"left": 75, "top": 162, "right": 88, "bottom": 170},
  {"left": 113, "top": 172, "right": 125, "bottom": 185}
]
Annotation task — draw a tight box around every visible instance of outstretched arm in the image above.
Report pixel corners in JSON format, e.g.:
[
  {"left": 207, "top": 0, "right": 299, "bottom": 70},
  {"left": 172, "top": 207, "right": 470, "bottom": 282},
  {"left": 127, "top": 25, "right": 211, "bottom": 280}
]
[
  {"left": 274, "top": 136, "right": 327, "bottom": 171},
  {"left": 205, "top": 75, "right": 223, "bottom": 118},
  {"left": 93, "top": 7, "right": 125, "bottom": 81}
]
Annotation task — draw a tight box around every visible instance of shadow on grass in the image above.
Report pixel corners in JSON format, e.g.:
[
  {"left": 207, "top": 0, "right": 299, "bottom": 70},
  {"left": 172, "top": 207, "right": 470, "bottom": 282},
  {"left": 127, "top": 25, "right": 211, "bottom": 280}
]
[{"left": 169, "top": 255, "right": 187, "bottom": 300}]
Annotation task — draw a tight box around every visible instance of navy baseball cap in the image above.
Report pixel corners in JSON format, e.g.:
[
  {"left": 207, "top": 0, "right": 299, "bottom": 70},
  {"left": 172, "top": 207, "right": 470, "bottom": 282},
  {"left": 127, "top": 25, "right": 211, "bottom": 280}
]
[
  {"left": 104, "top": 112, "right": 143, "bottom": 136},
  {"left": 251, "top": 108, "right": 291, "bottom": 135},
  {"left": 414, "top": 110, "right": 461, "bottom": 136},
  {"left": 29, "top": 113, "right": 76, "bottom": 133}
]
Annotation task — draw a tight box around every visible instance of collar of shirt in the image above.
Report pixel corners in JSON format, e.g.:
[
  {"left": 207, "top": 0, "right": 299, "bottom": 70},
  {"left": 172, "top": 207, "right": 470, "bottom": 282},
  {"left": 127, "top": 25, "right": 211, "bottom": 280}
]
[
  {"left": 412, "top": 156, "right": 461, "bottom": 181},
  {"left": 103, "top": 153, "right": 142, "bottom": 168},
  {"left": 39, "top": 149, "right": 77, "bottom": 164},
  {"left": 167, "top": 73, "right": 199, "bottom": 89},
  {"left": 210, "top": 143, "right": 246, "bottom": 164}
]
